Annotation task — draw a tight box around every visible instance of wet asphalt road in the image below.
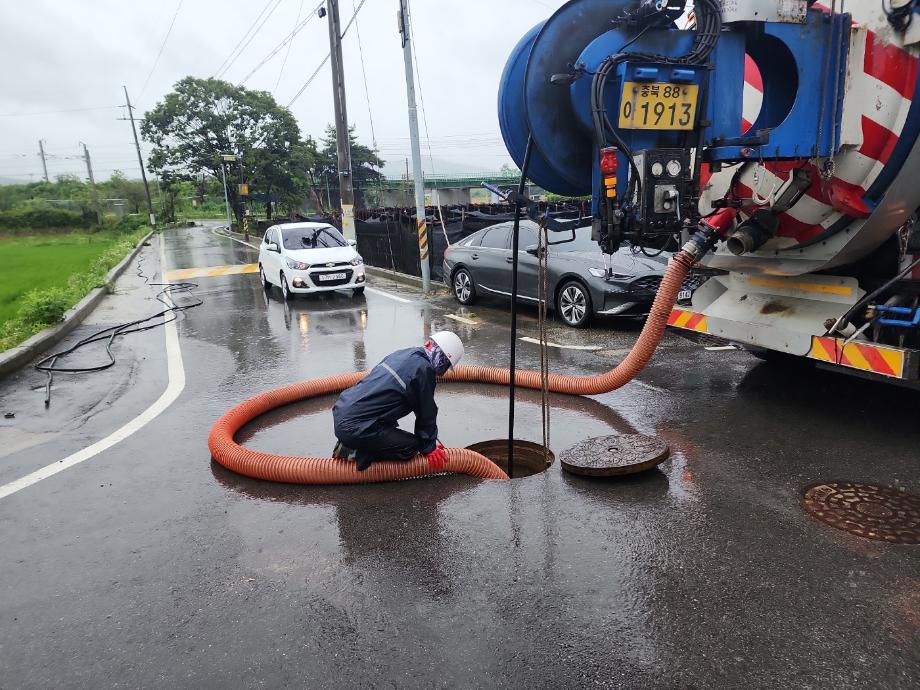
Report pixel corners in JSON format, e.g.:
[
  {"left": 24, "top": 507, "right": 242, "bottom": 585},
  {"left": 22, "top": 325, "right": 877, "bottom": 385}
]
[{"left": 1, "top": 224, "right": 918, "bottom": 688}]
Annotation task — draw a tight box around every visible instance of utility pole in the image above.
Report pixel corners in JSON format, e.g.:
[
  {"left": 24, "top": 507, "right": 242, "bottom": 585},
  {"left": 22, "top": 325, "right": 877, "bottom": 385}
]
[
  {"left": 324, "top": 0, "right": 356, "bottom": 240},
  {"left": 398, "top": 0, "right": 430, "bottom": 292},
  {"left": 122, "top": 86, "right": 156, "bottom": 227},
  {"left": 80, "top": 142, "right": 102, "bottom": 225},
  {"left": 37, "top": 139, "right": 49, "bottom": 183},
  {"left": 219, "top": 158, "right": 233, "bottom": 231},
  {"left": 237, "top": 153, "right": 249, "bottom": 240}
]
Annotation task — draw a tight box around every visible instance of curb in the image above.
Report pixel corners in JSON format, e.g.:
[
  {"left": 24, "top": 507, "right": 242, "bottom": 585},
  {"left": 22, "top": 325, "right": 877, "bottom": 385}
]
[
  {"left": 0, "top": 230, "right": 156, "bottom": 380},
  {"left": 364, "top": 266, "right": 450, "bottom": 294}
]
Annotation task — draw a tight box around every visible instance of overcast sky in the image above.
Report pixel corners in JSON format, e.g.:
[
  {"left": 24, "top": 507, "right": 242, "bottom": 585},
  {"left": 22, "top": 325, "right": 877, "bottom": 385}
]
[{"left": 0, "top": 0, "right": 566, "bottom": 183}]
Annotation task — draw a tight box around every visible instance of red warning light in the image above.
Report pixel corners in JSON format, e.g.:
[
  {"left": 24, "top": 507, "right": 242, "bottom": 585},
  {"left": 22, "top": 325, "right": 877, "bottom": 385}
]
[{"left": 600, "top": 147, "right": 619, "bottom": 176}]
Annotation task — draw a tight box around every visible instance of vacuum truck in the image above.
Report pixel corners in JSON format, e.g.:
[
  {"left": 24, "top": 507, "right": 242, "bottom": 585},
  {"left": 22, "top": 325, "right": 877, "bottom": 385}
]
[{"left": 498, "top": 0, "right": 920, "bottom": 388}]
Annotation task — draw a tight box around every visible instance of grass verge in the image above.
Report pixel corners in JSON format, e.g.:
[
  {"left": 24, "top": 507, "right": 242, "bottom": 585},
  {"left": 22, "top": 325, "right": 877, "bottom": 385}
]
[{"left": 0, "top": 227, "right": 148, "bottom": 352}]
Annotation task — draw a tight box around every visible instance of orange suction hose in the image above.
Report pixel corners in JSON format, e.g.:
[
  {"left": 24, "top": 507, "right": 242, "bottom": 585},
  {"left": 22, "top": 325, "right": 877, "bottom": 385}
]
[{"left": 209, "top": 245, "right": 706, "bottom": 485}]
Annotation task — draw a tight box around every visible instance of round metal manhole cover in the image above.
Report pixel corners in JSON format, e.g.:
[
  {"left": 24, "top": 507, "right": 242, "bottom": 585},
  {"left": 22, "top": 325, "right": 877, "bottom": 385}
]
[
  {"left": 802, "top": 482, "right": 920, "bottom": 544},
  {"left": 560, "top": 434, "right": 669, "bottom": 477}
]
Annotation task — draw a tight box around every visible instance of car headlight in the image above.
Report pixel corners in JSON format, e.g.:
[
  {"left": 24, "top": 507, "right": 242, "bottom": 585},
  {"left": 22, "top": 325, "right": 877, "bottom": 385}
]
[
  {"left": 590, "top": 267, "right": 634, "bottom": 280},
  {"left": 350, "top": 256, "right": 363, "bottom": 267},
  {"left": 285, "top": 258, "right": 310, "bottom": 270}
]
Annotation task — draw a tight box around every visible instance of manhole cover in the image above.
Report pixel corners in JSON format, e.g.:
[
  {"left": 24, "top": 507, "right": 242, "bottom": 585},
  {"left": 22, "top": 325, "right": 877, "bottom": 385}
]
[
  {"left": 802, "top": 482, "right": 920, "bottom": 544},
  {"left": 560, "top": 434, "right": 669, "bottom": 477}
]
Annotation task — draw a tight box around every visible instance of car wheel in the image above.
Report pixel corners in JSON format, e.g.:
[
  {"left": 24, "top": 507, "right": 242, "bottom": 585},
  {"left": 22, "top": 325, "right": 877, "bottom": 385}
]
[
  {"left": 259, "top": 264, "right": 271, "bottom": 291},
  {"left": 557, "top": 280, "right": 592, "bottom": 328},
  {"left": 453, "top": 268, "right": 476, "bottom": 305},
  {"left": 280, "top": 273, "right": 293, "bottom": 301},
  {"left": 353, "top": 286, "right": 365, "bottom": 296}
]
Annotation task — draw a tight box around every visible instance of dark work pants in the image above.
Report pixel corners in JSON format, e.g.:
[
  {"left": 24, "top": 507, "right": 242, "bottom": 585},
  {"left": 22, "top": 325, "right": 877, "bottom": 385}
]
[{"left": 336, "top": 426, "right": 421, "bottom": 471}]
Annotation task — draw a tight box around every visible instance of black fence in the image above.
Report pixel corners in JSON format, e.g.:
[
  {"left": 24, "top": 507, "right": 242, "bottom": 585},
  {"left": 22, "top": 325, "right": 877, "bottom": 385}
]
[{"left": 355, "top": 203, "right": 588, "bottom": 280}]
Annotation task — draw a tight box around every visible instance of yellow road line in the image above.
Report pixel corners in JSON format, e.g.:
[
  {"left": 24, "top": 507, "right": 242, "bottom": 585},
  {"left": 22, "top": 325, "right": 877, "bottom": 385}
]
[{"left": 165, "top": 263, "right": 259, "bottom": 281}]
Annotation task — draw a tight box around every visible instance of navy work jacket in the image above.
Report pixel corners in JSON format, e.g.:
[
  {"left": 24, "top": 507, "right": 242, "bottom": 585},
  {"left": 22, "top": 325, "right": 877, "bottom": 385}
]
[{"left": 332, "top": 347, "right": 439, "bottom": 454}]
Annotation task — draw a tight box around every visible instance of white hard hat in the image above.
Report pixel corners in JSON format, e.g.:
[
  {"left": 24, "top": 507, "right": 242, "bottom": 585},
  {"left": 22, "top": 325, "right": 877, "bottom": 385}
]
[{"left": 429, "top": 331, "right": 464, "bottom": 368}]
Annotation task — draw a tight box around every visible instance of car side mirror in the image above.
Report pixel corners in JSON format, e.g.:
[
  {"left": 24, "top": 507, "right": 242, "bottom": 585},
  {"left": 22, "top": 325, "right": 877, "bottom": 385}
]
[
  {"left": 525, "top": 245, "right": 540, "bottom": 256},
  {"left": 347, "top": 239, "right": 357, "bottom": 247},
  {"left": 267, "top": 243, "right": 280, "bottom": 253}
]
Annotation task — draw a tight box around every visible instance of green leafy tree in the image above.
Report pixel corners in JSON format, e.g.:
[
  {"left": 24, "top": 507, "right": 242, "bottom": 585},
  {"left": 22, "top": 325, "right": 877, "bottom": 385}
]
[
  {"left": 140, "top": 77, "right": 314, "bottom": 223},
  {"left": 312, "top": 124, "right": 384, "bottom": 210},
  {"left": 102, "top": 171, "right": 149, "bottom": 214}
]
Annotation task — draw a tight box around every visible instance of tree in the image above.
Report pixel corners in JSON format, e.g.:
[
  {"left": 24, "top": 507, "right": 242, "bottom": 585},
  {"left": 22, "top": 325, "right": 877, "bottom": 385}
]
[
  {"left": 102, "top": 171, "right": 148, "bottom": 214},
  {"left": 140, "top": 77, "right": 314, "bottom": 224},
  {"left": 312, "top": 124, "right": 384, "bottom": 210}
]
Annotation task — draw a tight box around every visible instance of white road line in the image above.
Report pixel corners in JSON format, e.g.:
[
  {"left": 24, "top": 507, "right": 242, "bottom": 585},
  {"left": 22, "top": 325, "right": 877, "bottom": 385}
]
[
  {"left": 705, "top": 345, "right": 738, "bottom": 351},
  {"left": 0, "top": 235, "right": 187, "bottom": 502},
  {"left": 364, "top": 286, "right": 413, "bottom": 304},
  {"left": 520, "top": 336, "right": 602, "bottom": 351},
  {"left": 211, "top": 226, "right": 259, "bottom": 250},
  {"left": 445, "top": 313, "right": 478, "bottom": 326}
]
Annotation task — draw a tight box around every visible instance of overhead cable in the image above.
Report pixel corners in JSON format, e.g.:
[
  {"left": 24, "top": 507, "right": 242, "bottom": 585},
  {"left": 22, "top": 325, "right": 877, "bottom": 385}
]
[
  {"left": 273, "top": 0, "right": 306, "bottom": 92},
  {"left": 138, "top": 0, "right": 185, "bottom": 98},
  {"left": 285, "top": 0, "right": 369, "bottom": 107},
  {"left": 212, "top": 0, "right": 280, "bottom": 79}
]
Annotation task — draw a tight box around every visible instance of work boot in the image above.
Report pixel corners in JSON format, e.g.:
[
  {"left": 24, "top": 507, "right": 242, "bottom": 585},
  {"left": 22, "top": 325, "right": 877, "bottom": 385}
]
[
  {"left": 355, "top": 453, "right": 373, "bottom": 472},
  {"left": 332, "top": 441, "right": 357, "bottom": 461}
]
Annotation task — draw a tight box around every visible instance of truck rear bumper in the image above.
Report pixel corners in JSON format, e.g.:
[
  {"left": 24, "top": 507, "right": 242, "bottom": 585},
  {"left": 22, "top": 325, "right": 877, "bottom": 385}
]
[{"left": 668, "top": 272, "right": 920, "bottom": 384}]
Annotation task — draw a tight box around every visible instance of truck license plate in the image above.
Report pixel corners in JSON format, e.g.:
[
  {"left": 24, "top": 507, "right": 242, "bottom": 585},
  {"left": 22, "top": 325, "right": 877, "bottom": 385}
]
[
  {"left": 318, "top": 272, "right": 346, "bottom": 281},
  {"left": 618, "top": 82, "right": 699, "bottom": 131}
]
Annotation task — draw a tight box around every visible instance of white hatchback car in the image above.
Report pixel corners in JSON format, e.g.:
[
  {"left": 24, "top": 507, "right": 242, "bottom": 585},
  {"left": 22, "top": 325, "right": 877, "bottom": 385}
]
[{"left": 258, "top": 222, "right": 366, "bottom": 299}]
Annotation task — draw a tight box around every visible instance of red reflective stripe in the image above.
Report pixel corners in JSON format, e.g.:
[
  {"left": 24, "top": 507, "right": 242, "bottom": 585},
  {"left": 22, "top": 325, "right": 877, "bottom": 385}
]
[
  {"left": 775, "top": 212, "right": 827, "bottom": 241},
  {"left": 685, "top": 313, "right": 704, "bottom": 330},
  {"left": 858, "top": 344, "right": 897, "bottom": 376},
  {"left": 741, "top": 117, "right": 753, "bottom": 133},
  {"left": 859, "top": 115, "right": 899, "bottom": 165},
  {"left": 744, "top": 54, "right": 763, "bottom": 92},
  {"left": 864, "top": 31, "right": 919, "bottom": 100}
]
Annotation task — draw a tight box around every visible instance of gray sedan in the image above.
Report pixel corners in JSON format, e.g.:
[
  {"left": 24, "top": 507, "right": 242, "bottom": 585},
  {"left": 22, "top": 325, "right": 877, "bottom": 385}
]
[{"left": 443, "top": 221, "right": 699, "bottom": 327}]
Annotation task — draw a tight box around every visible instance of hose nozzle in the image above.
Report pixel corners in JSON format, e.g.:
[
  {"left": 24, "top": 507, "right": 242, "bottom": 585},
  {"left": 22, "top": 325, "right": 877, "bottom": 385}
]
[
  {"left": 726, "top": 210, "right": 779, "bottom": 256},
  {"left": 682, "top": 208, "right": 738, "bottom": 262}
]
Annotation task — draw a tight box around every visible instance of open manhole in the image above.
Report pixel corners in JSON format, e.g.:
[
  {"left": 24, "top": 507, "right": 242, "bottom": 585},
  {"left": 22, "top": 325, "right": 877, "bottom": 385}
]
[
  {"left": 560, "top": 434, "right": 670, "bottom": 477},
  {"left": 466, "top": 440, "right": 554, "bottom": 478},
  {"left": 802, "top": 482, "right": 920, "bottom": 544}
]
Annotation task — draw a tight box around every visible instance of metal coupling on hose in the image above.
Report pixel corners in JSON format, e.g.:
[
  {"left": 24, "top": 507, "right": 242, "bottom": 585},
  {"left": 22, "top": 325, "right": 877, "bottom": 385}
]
[{"left": 681, "top": 207, "right": 738, "bottom": 261}]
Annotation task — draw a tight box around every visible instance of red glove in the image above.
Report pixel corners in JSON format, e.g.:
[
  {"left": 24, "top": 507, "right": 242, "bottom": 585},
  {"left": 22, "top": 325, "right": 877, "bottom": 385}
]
[{"left": 425, "top": 441, "right": 448, "bottom": 470}]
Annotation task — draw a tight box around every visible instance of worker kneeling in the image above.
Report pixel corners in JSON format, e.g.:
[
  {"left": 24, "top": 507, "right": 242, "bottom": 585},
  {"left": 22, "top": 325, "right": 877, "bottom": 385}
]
[{"left": 332, "top": 331, "right": 464, "bottom": 472}]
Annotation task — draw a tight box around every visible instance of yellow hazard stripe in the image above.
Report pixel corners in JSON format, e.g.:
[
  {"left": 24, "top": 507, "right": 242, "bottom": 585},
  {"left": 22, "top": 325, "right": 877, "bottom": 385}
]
[
  {"left": 667, "top": 309, "right": 708, "bottom": 332},
  {"left": 807, "top": 336, "right": 906, "bottom": 378},
  {"left": 164, "top": 263, "right": 259, "bottom": 281},
  {"left": 748, "top": 277, "right": 853, "bottom": 297}
]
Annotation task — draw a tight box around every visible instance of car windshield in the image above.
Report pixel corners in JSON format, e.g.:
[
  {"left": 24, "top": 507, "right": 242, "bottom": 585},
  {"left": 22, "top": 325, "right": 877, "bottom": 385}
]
[
  {"left": 555, "top": 226, "right": 600, "bottom": 253},
  {"left": 281, "top": 226, "right": 346, "bottom": 250}
]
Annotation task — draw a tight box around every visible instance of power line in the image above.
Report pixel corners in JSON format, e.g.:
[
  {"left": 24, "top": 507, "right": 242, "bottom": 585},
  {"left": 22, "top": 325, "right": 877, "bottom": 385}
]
[
  {"left": 352, "top": 0, "right": 377, "bottom": 149},
  {"left": 216, "top": 0, "right": 284, "bottom": 80},
  {"left": 212, "top": 0, "right": 277, "bottom": 78},
  {"left": 285, "top": 0, "right": 368, "bottom": 108},
  {"left": 274, "top": 0, "right": 305, "bottom": 92},
  {"left": 285, "top": 53, "right": 330, "bottom": 107},
  {"left": 0, "top": 105, "right": 121, "bottom": 118},
  {"left": 138, "top": 0, "right": 185, "bottom": 98},
  {"left": 239, "top": 7, "right": 317, "bottom": 84}
]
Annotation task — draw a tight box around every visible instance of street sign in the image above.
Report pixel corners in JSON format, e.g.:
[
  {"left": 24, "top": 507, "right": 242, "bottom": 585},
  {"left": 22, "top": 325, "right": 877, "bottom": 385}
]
[
  {"left": 221, "top": 154, "right": 237, "bottom": 162},
  {"left": 239, "top": 183, "right": 249, "bottom": 196}
]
